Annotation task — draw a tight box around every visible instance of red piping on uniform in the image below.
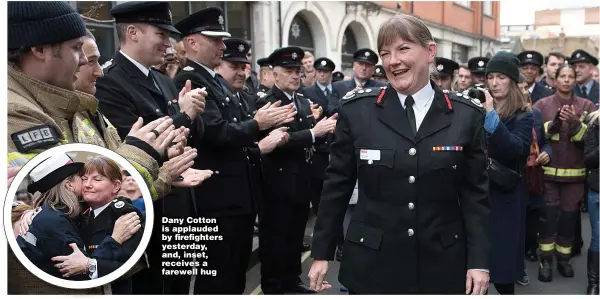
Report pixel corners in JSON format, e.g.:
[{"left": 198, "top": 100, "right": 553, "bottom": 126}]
[
  {"left": 376, "top": 89, "right": 386, "bottom": 104},
  {"left": 443, "top": 93, "right": 452, "bottom": 110},
  {"left": 83, "top": 207, "right": 91, "bottom": 215}
]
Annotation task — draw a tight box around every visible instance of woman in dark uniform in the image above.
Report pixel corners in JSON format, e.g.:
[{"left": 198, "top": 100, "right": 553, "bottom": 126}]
[
  {"left": 480, "top": 52, "right": 534, "bottom": 294},
  {"left": 17, "top": 153, "right": 141, "bottom": 281}
]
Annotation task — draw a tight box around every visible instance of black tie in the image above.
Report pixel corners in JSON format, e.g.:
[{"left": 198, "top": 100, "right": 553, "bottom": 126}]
[
  {"left": 405, "top": 95, "right": 417, "bottom": 136},
  {"left": 147, "top": 70, "right": 162, "bottom": 95},
  {"left": 324, "top": 88, "right": 329, "bottom": 97},
  {"left": 582, "top": 86, "right": 588, "bottom": 97}
]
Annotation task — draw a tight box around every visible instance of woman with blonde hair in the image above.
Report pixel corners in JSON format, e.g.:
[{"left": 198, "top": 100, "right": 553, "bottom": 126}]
[{"left": 479, "top": 51, "right": 534, "bottom": 294}]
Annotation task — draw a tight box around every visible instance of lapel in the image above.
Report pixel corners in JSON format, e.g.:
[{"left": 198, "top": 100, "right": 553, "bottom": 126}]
[
  {"left": 415, "top": 84, "right": 453, "bottom": 143},
  {"left": 313, "top": 85, "right": 329, "bottom": 108},
  {"left": 376, "top": 85, "right": 415, "bottom": 143},
  {"left": 272, "top": 86, "right": 293, "bottom": 106},
  {"left": 116, "top": 52, "right": 162, "bottom": 98}
]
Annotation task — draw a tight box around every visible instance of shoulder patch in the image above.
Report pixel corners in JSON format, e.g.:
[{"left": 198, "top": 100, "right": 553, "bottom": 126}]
[
  {"left": 183, "top": 66, "right": 194, "bottom": 71},
  {"left": 11, "top": 125, "right": 60, "bottom": 153}
]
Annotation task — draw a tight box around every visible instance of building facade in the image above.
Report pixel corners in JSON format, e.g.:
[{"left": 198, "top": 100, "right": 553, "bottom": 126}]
[{"left": 76, "top": 1, "right": 501, "bottom": 74}]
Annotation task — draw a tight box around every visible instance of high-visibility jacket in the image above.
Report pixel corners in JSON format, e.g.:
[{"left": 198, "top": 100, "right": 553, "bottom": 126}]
[{"left": 533, "top": 94, "right": 598, "bottom": 182}]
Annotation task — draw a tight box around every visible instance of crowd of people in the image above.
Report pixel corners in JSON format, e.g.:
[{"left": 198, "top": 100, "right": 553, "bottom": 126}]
[{"left": 6, "top": 0, "right": 600, "bottom": 295}]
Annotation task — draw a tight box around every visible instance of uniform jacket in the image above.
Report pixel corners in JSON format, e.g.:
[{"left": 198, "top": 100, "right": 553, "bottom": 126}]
[
  {"left": 329, "top": 78, "right": 386, "bottom": 115},
  {"left": 302, "top": 83, "right": 339, "bottom": 115},
  {"left": 18, "top": 205, "right": 127, "bottom": 280},
  {"left": 311, "top": 82, "right": 491, "bottom": 294},
  {"left": 256, "top": 86, "right": 320, "bottom": 203},
  {"left": 573, "top": 80, "right": 600, "bottom": 106},
  {"left": 530, "top": 82, "right": 555, "bottom": 104},
  {"left": 174, "top": 60, "right": 259, "bottom": 217},
  {"left": 94, "top": 51, "right": 200, "bottom": 219},
  {"left": 257, "top": 84, "right": 270, "bottom": 94},
  {"left": 96, "top": 51, "right": 200, "bottom": 140},
  {"left": 81, "top": 198, "right": 145, "bottom": 294},
  {"left": 584, "top": 115, "right": 599, "bottom": 192},
  {"left": 533, "top": 94, "right": 598, "bottom": 182},
  {"left": 7, "top": 64, "right": 170, "bottom": 199}
]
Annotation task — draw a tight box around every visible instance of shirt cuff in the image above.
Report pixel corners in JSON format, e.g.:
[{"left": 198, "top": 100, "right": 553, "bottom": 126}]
[
  {"left": 310, "top": 129, "right": 316, "bottom": 143},
  {"left": 484, "top": 110, "right": 500, "bottom": 134},
  {"left": 471, "top": 269, "right": 490, "bottom": 273}
]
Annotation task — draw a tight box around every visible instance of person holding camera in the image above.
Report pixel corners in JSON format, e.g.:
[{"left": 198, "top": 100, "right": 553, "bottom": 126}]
[
  {"left": 480, "top": 52, "right": 534, "bottom": 294},
  {"left": 533, "top": 63, "right": 597, "bottom": 282}
]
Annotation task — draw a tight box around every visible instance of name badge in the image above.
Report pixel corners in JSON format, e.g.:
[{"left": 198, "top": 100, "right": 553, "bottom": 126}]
[{"left": 360, "top": 149, "right": 380, "bottom": 161}]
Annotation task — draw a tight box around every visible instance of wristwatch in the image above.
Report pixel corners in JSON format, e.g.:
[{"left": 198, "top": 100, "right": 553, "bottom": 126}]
[{"left": 87, "top": 259, "right": 98, "bottom": 275}]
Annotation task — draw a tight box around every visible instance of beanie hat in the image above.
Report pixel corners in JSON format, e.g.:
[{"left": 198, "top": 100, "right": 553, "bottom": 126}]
[
  {"left": 8, "top": 1, "right": 88, "bottom": 50},
  {"left": 485, "top": 52, "right": 521, "bottom": 83}
]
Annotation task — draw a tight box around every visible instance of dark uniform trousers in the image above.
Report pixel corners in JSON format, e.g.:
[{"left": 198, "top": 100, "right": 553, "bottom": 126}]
[
  {"left": 174, "top": 60, "right": 259, "bottom": 294},
  {"left": 256, "top": 86, "right": 319, "bottom": 293},
  {"left": 95, "top": 52, "right": 202, "bottom": 294},
  {"left": 80, "top": 198, "right": 145, "bottom": 294}
]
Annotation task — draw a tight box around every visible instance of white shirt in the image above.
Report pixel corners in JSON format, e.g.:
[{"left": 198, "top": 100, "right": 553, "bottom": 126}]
[
  {"left": 397, "top": 82, "right": 435, "bottom": 131},
  {"left": 355, "top": 78, "right": 366, "bottom": 88},
  {"left": 192, "top": 60, "right": 217, "bottom": 78},
  {"left": 276, "top": 85, "right": 315, "bottom": 143},
  {"left": 120, "top": 50, "right": 160, "bottom": 90},
  {"left": 92, "top": 201, "right": 112, "bottom": 218},
  {"left": 528, "top": 83, "right": 535, "bottom": 95}
]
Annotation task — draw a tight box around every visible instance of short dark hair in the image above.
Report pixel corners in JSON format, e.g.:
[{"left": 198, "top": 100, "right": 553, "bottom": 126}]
[
  {"left": 545, "top": 52, "right": 566, "bottom": 64},
  {"left": 555, "top": 63, "right": 575, "bottom": 79}
]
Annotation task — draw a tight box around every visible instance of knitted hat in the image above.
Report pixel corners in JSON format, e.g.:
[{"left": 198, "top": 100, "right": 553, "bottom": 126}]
[
  {"left": 8, "top": 1, "right": 88, "bottom": 50},
  {"left": 486, "top": 52, "right": 521, "bottom": 83}
]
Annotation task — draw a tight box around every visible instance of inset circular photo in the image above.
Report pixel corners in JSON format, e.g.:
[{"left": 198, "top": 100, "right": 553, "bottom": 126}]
[{"left": 5, "top": 144, "right": 154, "bottom": 291}]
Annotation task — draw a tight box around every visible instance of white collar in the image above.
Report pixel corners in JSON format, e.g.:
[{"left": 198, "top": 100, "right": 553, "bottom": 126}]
[
  {"left": 397, "top": 81, "right": 435, "bottom": 110},
  {"left": 355, "top": 78, "right": 365, "bottom": 88},
  {"left": 190, "top": 60, "right": 217, "bottom": 78},
  {"left": 120, "top": 50, "right": 150, "bottom": 76},
  {"left": 528, "top": 83, "right": 535, "bottom": 94},
  {"left": 92, "top": 201, "right": 112, "bottom": 218}
]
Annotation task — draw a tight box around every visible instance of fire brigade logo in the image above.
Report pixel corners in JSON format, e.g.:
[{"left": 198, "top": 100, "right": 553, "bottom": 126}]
[
  {"left": 478, "top": 60, "right": 484, "bottom": 67},
  {"left": 365, "top": 51, "right": 370, "bottom": 57},
  {"left": 576, "top": 53, "right": 581, "bottom": 58},
  {"left": 292, "top": 52, "right": 298, "bottom": 60},
  {"left": 238, "top": 44, "right": 245, "bottom": 52},
  {"left": 321, "top": 60, "right": 327, "bottom": 66},
  {"left": 218, "top": 15, "right": 224, "bottom": 25},
  {"left": 437, "top": 64, "right": 444, "bottom": 71},
  {"left": 527, "top": 53, "right": 533, "bottom": 58}
]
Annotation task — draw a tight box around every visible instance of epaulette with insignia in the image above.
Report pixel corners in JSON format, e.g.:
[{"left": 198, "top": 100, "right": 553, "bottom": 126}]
[
  {"left": 340, "top": 87, "right": 384, "bottom": 106},
  {"left": 257, "top": 91, "right": 267, "bottom": 98},
  {"left": 443, "top": 90, "right": 485, "bottom": 114},
  {"left": 182, "top": 66, "right": 194, "bottom": 71}
]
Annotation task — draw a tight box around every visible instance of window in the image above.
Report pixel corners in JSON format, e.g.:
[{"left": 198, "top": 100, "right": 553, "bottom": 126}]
[
  {"left": 287, "top": 15, "right": 314, "bottom": 52},
  {"left": 170, "top": 2, "right": 190, "bottom": 24},
  {"left": 483, "top": 1, "right": 492, "bottom": 16},
  {"left": 341, "top": 28, "right": 358, "bottom": 74},
  {"left": 451, "top": 43, "right": 468, "bottom": 64},
  {"left": 453, "top": 1, "right": 471, "bottom": 8},
  {"left": 226, "top": 2, "right": 251, "bottom": 40}
]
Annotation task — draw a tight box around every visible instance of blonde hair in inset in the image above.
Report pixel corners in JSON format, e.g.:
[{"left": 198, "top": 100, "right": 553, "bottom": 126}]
[{"left": 32, "top": 176, "right": 81, "bottom": 218}]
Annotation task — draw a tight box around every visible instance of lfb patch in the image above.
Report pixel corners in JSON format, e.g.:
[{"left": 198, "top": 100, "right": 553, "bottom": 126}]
[{"left": 432, "top": 146, "right": 463, "bottom": 151}]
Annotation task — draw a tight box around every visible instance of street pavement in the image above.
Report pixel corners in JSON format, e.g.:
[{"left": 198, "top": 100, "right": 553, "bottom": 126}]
[{"left": 244, "top": 213, "right": 593, "bottom": 295}]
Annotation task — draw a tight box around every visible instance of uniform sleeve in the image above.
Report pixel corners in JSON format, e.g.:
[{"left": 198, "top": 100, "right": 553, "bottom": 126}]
[
  {"left": 487, "top": 111, "right": 534, "bottom": 163},
  {"left": 458, "top": 111, "right": 491, "bottom": 270},
  {"left": 584, "top": 124, "right": 599, "bottom": 169},
  {"left": 256, "top": 96, "right": 314, "bottom": 149},
  {"left": 95, "top": 75, "right": 144, "bottom": 140},
  {"left": 311, "top": 109, "right": 357, "bottom": 260}
]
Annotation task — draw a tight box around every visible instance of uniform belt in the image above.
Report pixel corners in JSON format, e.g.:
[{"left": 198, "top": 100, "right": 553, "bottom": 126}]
[{"left": 542, "top": 167, "right": 586, "bottom": 178}]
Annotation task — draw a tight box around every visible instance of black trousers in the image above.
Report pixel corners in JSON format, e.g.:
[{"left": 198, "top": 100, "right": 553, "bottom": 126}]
[
  {"left": 310, "top": 178, "right": 324, "bottom": 215},
  {"left": 525, "top": 207, "right": 542, "bottom": 253},
  {"left": 193, "top": 214, "right": 255, "bottom": 294},
  {"left": 260, "top": 200, "right": 311, "bottom": 292}
]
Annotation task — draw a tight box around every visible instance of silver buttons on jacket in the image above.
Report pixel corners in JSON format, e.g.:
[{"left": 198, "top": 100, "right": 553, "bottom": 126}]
[
  {"left": 409, "top": 148, "right": 416, "bottom": 156},
  {"left": 360, "top": 238, "right": 364, "bottom": 243},
  {"left": 368, "top": 160, "right": 373, "bottom": 165},
  {"left": 408, "top": 202, "right": 415, "bottom": 210},
  {"left": 225, "top": 97, "right": 230, "bottom": 102},
  {"left": 408, "top": 229, "right": 414, "bottom": 236},
  {"left": 408, "top": 176, "right": 415, "bottom": 183},
  {"left": 233, "top": 117, "right": 238, "bottom": 122}
]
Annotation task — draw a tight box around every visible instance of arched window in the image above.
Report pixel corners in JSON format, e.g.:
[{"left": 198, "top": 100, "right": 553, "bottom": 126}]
[
  {"left": 288, "top": 15, "right": 314, "bottom": 52},
  {"left": 341, "top": 27, "right": 358, "bottom": 74}
]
